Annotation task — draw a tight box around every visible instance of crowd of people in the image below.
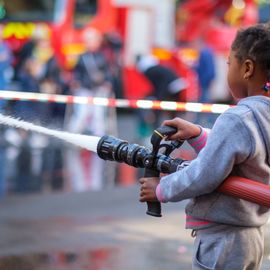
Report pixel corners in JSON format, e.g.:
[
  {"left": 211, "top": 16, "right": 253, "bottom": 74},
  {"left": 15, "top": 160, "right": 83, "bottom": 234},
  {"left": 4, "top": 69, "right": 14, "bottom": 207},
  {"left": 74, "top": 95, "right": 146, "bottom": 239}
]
[
  {"left": 0, "top": 26, "right": 227, "bottom": 198},
  {"left": 0, "top": 27, "right": 122, "bottom": 197}
]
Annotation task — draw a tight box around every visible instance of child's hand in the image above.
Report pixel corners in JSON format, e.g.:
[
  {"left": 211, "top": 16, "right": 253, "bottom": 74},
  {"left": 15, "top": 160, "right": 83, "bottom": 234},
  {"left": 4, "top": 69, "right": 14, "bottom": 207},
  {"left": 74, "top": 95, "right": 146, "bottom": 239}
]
[
  {"left": 139, "top": 177, "right": 160, "bottom": 202},
  {"left": 162, "top": 117, "right": 201, "bottom": 141}
]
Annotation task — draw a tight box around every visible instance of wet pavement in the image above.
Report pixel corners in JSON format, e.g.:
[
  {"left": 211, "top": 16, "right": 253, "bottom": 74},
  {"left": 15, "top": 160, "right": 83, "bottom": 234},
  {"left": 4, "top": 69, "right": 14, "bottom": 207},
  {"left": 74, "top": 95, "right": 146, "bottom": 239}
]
[
  {"left": 0, "top": 186, "right": 269, "bottom": 270},
  {"left": 0, "top": 186, "right": 193, "bottom": 270}
]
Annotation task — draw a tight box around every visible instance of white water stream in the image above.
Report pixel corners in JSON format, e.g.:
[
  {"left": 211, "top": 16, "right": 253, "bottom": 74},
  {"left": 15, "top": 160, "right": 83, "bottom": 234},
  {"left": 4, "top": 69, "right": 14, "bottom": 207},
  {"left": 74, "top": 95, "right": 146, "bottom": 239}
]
[{"left": 0, "top": 114, "right": 101, "bottom": 153}]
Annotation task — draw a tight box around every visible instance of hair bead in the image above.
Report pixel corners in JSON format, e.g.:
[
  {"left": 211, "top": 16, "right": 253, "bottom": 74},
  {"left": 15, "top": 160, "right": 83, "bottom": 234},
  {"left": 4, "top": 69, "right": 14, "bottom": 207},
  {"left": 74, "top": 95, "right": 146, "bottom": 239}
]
[{"left": 263, "top": 81, "right": 270, "bottom": 91}]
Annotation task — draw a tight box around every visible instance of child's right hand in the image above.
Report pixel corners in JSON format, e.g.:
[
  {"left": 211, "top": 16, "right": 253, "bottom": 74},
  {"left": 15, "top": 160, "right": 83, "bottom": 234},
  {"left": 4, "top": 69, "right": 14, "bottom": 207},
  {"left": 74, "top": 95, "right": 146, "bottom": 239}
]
[{"left": 162, "top": 117, "right": 201, "bottom": 141}]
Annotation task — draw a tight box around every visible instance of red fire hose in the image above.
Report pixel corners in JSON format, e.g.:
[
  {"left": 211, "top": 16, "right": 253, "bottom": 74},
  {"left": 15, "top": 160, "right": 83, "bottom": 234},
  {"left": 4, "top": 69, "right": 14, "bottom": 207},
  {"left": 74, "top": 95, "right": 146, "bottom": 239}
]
[{"left": 218, "top": 176, "right": 270, "bottom": 208}]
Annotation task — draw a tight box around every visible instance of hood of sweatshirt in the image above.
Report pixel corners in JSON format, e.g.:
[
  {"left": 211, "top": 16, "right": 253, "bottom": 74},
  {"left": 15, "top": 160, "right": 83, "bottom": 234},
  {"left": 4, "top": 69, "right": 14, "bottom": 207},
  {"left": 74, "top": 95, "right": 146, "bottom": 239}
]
[{"left": 238, "top": 95, "right": 270, "bottom": 165}]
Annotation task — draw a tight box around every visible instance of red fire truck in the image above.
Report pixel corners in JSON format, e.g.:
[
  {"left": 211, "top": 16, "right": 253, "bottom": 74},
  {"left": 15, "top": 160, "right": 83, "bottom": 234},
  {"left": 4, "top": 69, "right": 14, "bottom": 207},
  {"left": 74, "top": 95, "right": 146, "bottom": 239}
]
[
  {"left": 0, "top": 0, "right": 201, "bottom": 100},
  {"left": 0, "top": 0, "right": 259, "bottom": 100}
]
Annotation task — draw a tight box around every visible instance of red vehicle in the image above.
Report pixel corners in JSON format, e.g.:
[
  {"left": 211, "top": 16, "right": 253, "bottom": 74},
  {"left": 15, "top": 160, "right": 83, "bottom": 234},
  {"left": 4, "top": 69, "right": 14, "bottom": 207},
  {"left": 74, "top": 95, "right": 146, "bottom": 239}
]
[
  {"left": 1, "top": 0, "right": 258, "bottom": 101},
  {"left": 0, "top": 0, "right": 201, "bottom": 100},
  {"left": 175, "top": 0, "right": 258, "bottom": 53},
  {"left": 0, "top": 0, "right": 118, "bottom": 70}
]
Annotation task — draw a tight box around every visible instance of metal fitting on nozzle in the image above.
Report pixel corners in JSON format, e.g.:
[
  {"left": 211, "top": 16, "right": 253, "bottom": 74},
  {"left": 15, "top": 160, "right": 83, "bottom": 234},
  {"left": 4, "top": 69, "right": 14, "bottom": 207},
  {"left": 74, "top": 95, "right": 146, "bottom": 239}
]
[
  {"left": 97, "top": 135, "right": 126, "bottom": 161},
  {"left": 97, "top": 135, "right": 151, "bottom": 167}
]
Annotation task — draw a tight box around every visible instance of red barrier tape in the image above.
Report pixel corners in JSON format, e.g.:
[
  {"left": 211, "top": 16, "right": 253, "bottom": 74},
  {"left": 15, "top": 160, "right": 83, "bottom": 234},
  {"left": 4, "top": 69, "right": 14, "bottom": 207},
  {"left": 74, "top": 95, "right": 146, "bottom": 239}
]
[{"left": 0, "top": 90, "right": 233, "bottom": 113}]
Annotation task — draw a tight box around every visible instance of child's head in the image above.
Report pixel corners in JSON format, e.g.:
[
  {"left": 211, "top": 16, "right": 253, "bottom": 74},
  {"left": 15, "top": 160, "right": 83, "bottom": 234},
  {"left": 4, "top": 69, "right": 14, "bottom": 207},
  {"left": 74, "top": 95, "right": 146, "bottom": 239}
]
[{"left": 227, "top": 23, "right": 270, "bottom": 99}]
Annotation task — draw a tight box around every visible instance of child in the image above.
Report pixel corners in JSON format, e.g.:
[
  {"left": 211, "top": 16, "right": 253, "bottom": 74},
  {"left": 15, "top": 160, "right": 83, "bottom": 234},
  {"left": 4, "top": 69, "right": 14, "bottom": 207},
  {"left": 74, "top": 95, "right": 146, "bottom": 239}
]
[{"left": 139, "top": 23, "right": 270, "bottom": 270}]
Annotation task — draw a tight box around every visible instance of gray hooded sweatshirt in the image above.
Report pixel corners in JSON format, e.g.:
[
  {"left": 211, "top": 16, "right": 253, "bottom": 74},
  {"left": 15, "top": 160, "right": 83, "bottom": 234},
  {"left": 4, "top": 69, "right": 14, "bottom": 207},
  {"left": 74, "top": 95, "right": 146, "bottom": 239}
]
[{"left": 156, "top": 95, "right": 270, "bottom": 228}]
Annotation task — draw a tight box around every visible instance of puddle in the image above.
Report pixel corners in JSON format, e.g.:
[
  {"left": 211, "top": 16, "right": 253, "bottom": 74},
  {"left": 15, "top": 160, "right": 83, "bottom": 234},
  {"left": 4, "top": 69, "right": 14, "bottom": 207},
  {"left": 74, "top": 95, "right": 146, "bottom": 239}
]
[
  {"left": 0, "top": 247, "right": 119, "bottom": 270},
  {"left": 0, "top": 239, "right": 269, "bottom": 270}
]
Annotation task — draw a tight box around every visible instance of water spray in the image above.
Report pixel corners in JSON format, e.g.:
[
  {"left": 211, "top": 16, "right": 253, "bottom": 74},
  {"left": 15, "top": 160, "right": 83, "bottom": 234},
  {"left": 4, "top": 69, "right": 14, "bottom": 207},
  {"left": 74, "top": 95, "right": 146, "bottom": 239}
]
[{"left": 0, "top": 114, "right": 101, "bottom": 152}]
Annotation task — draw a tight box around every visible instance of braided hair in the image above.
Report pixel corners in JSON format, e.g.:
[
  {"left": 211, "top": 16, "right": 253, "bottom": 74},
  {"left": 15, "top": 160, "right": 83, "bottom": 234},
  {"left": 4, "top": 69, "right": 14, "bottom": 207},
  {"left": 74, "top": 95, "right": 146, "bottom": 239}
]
[{"left": 231, "top": 22, "right": 270, "bottom": 91}]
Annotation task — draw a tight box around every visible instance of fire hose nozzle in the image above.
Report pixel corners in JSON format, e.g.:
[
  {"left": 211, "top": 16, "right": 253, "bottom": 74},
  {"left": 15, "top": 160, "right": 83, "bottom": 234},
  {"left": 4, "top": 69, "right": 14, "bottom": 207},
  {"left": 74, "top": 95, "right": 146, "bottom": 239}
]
[{"left": 97, "top": 132, "right": 270, "bottom": 215}]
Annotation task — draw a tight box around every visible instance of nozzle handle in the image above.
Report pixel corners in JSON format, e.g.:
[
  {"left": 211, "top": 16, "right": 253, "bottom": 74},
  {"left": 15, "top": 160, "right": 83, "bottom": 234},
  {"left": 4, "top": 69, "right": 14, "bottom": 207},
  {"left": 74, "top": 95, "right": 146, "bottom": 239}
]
[
  {"left": 155, "top": 125, "right": 177, "bottom": 137},
  {"left": 144, "top": 168, "right": 162, "bottom": 217}
]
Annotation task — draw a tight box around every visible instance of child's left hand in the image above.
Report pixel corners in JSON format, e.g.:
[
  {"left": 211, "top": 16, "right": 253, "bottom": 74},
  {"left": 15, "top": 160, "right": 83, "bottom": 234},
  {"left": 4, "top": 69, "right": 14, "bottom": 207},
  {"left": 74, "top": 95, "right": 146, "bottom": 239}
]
[{"left": 139, "top": 177, "right": 160, "bottom": 202}]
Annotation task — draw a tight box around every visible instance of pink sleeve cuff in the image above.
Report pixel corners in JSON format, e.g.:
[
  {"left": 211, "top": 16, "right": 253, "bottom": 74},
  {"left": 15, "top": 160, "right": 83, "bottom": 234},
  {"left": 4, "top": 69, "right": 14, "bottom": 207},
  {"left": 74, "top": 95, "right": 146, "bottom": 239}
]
[
  {"left": 187, "top": 127, "right": 209, "bottom": 153},
  {"left": 156, "top": 184, "right": 166, "bottom": 203}
]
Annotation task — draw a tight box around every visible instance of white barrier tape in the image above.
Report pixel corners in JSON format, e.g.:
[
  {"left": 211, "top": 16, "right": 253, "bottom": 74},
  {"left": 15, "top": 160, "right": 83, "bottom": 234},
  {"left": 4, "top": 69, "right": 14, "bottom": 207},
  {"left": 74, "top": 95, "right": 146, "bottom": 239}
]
[
  {"left": 0, "top": 90, "right": 233, "bottom": 114},
  {"left": 160, "top": 101, "right": 178, "bottom": 111},
  {"left": 136, "top": 100, "right": 154, "bottom": 109},
  {"left": 185, "top": 102, "right": 203, "bottom": 112}
]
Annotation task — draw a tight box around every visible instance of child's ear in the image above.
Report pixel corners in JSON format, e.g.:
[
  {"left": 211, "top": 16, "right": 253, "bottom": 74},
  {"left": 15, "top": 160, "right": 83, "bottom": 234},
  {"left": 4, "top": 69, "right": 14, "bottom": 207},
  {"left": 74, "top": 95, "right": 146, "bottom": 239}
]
[{"left": 243, "top": 59, "right": 255, "bottom": 79}]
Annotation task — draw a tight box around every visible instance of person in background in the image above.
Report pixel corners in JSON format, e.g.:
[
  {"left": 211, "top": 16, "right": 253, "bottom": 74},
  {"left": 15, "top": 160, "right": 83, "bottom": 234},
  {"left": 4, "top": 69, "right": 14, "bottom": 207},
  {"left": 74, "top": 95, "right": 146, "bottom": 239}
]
[
  {"left": 136, "top": 54, "right": 188, "bottom": 102},
  {"left": 39, "top": 56, "right": 67, "bottom": 192},
  {"left": 66, "top": 28, "right": 112, "bottom": 192},
  {"left": 139, "top": 23, "right": 270, "bottom": 269},
  {"left": 192, "top": 38, "right": 217, "bottom": 127},
  {"left": 73, "top": 28, "right": 112, "bottom": 92},
  {"left": 13, "top": 26, "right": 54, "bottom": 122},
  {"left": 13, "top": 58, "right": 41, "bottom": 122},
  {"left": 0, "top": 36, "right": 13, "bottom": 89},
  {"left": 14, "top": 129, "right": 34, "bottom": 193},
  {"left": 0, "top": 126, "right": 9, "bottom": 198},
  {"left": 136, "top": 54, "right": 188, "bottom": 138},
  {"left": 14, "top": 25, "right": 51, "bottom": 81},
  {"left": 0, "top": 26, "right": 13, "bottom": 109},
  {"left": 102, "top": 32, "right": 123, "bottom": 98},
  {"left": 0, "top": 26, "right": 13, "bottom": 197},
  {"left": 195, "top": 40, "right": 216, "bottom": 103},
  {"left": 12, "top": 26, "right": 67, "bottom": 193}
]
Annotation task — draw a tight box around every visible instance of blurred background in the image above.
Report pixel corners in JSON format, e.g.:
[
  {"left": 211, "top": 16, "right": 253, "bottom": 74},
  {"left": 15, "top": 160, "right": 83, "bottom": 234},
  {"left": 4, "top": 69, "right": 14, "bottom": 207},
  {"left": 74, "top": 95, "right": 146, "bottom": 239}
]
[{"left": 0, "top": 0, "right": 269, "bottom": 269}]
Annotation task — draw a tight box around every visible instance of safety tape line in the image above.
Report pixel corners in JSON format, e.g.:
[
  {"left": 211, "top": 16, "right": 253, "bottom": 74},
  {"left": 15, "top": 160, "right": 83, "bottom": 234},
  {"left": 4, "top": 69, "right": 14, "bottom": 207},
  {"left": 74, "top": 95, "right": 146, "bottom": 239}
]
[{"left": 0, "top": 90, "right": 233, "bottom": 114}]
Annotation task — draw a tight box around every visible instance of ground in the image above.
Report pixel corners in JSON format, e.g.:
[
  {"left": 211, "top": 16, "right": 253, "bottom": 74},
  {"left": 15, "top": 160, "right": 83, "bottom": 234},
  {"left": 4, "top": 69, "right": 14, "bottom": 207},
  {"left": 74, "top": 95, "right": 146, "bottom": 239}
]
[{"left": 0, "top": 185, "right": 269, "bottom": 270}]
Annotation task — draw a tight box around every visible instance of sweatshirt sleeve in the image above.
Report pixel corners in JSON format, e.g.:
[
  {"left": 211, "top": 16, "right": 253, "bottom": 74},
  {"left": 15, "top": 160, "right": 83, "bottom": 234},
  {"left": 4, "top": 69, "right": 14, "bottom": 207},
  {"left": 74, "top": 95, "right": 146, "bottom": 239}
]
[
  {"left": 187, "top": 127, "right": 210, "bottom": 153},
  {"left": 156, "top": 112, "right": 254, "bottom": 203}
]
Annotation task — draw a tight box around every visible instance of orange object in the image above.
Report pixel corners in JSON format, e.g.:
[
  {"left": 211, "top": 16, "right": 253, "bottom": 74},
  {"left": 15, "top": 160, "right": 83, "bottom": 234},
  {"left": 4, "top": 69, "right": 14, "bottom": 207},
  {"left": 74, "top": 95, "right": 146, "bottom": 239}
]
[{"left": 118, "top": 163, "right": 137, "bottom": 186}]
